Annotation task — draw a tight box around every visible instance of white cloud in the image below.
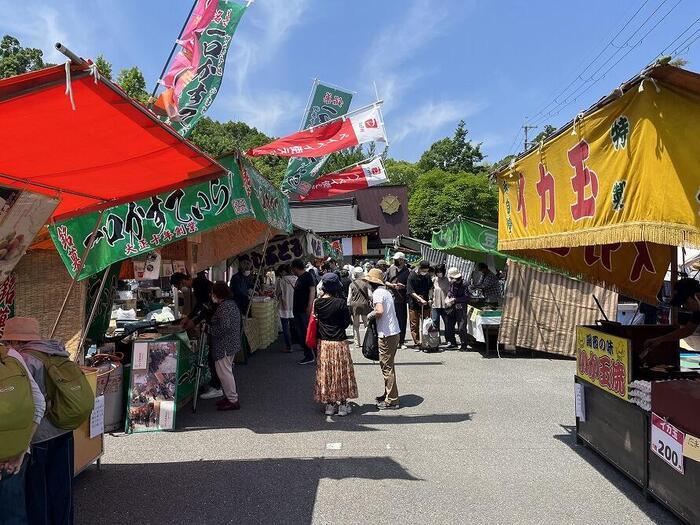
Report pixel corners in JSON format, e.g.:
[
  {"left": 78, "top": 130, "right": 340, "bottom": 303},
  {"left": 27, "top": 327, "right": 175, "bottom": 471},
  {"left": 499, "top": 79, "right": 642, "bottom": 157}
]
[
  {"left": 223, "top": 0, "right": 311, "bottom": 134},
  {"left": 0, "top": 2, "right": 90, "bottom": 63},
  {"left": 363, "top": 0, "right": 449, "bottom": 112},
  {"left": 392, "top": 100, "right": 485, "bottom": 143}
]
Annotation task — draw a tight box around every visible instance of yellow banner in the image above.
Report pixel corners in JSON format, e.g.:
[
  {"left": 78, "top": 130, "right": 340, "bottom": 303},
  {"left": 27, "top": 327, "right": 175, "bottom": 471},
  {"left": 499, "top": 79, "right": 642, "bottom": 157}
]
[
  {"left": 498, "top": 79, "right": 700, "bottom": 251},
  {"left": 576, "top": 327, "right": 631, "bottom": 400}
]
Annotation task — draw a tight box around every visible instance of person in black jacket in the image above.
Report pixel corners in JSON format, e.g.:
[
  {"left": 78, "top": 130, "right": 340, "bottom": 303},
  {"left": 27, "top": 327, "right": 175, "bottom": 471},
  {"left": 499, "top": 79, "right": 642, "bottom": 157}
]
[{"left": 314, "top": 273, "right": 357, "bottom": 417}]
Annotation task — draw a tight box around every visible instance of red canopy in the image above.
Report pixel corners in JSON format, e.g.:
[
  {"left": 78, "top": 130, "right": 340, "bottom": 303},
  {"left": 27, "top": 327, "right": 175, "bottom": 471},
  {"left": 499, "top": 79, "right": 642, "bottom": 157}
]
[{"left": 0, "top": 64, "right": 223, "bottom": 221}]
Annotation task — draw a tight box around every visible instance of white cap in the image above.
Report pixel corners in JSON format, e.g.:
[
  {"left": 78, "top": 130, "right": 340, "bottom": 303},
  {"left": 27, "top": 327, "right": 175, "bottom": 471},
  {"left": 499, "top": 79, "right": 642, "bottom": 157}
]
[
  {"left": 447, "top": 267, "right": 462, "bottom": 280},
  {"left": 393, "top": 251, "right": 406, "bottom": 260}
]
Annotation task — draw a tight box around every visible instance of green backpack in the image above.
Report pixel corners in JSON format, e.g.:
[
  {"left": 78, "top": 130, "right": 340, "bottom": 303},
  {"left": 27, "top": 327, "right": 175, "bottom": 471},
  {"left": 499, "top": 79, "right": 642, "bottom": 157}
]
[
  {"left": 26, "top": 350, "right": 94, "bottom": 430},
  {"left": 0, "top": 345, "right": 35, "bottom": 461}
]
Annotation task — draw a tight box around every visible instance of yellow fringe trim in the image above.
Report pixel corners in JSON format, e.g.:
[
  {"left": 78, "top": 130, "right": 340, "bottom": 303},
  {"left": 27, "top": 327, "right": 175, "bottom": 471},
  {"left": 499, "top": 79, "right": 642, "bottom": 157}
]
[{"left": 498, "top": 221, "right": 700, "bottom": 251}]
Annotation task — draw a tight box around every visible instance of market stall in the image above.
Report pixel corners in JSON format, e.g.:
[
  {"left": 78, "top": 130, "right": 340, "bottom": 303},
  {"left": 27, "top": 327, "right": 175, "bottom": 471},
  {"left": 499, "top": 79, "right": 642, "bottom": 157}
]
[{"left": 495, "top": 62, "right": 700, "bottom": 524}]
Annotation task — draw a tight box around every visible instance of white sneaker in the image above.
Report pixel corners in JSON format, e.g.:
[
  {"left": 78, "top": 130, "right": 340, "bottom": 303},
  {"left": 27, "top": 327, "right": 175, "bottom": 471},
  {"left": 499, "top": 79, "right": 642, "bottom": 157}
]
[
  {"left": 200, "top": 388, "right": 223, "bottom": 400},
  {"left": 325, "top": 403, "right": 337, "bottom": 416},
  {"left": 337, "top": 404, "right": 350, "bottom": 417}
]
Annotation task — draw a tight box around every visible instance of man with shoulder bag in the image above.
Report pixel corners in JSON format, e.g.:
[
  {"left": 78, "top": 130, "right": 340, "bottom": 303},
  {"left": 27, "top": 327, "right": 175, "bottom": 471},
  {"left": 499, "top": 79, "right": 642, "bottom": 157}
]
[
  {"left": 348, "top": 267, "right": 372, "bottom": 347},
  {"left": 447, "top": 268, "right": 471, "bottom": 350}
]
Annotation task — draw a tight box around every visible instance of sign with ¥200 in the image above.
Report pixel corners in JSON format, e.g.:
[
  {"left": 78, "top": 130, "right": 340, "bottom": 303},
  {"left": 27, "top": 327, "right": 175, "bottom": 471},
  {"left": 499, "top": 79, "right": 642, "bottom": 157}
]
[{"left": 651, "top": 412, "right": 685, "bottom": 474}]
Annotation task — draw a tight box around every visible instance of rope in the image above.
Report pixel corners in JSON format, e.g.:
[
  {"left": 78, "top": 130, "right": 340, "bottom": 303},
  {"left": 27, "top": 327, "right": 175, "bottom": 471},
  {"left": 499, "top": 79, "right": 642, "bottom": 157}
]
[{"left": 64, "top": 60, "right": 76, "bottom": 111}]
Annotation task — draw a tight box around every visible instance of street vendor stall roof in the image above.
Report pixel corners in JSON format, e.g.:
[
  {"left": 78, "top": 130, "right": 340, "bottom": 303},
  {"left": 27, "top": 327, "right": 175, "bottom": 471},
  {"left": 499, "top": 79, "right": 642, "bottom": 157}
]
[{"left": 0, "top": 63, "right": 224, "bottom": 221}]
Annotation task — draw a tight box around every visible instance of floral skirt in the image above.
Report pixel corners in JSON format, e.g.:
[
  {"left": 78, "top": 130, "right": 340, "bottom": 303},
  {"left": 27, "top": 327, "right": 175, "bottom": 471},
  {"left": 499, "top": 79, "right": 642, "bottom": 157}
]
[{"left": 314, "top": 339, "right": 358, "bottom": 404}]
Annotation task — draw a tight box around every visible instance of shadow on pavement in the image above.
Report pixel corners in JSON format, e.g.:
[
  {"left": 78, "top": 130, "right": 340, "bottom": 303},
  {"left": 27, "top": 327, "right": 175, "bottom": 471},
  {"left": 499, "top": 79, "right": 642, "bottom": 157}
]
[
  {"left": 75, "top": 456, "right": 421, "bottom": 524},
  {"left": 553, "top": 425, "right": 681, "bottom": 525}
]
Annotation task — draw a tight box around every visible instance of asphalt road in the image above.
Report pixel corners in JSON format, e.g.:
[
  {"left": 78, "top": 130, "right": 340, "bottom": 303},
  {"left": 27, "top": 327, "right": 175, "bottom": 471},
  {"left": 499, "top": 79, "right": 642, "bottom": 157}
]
[{"left": 74, "top": 340, "right": 679, "bottom": 524}]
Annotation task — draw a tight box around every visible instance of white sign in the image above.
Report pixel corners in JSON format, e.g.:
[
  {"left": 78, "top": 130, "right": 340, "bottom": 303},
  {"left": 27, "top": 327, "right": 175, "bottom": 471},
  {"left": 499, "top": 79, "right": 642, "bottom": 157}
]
[
  {"left": 89, "top": 395, "right": 105, "bottom": 439},
  {"left": 159, "top": 400, "right": 175, "bottom": 430},
  {"left": 651, "top": 412, "right": 685, "bottom": 474},
  {"left": 575, "top": 383, "right": 586, "bottom": 422},
  {"left": 132, "top": 342, "right": 149, "bottom": 370}
]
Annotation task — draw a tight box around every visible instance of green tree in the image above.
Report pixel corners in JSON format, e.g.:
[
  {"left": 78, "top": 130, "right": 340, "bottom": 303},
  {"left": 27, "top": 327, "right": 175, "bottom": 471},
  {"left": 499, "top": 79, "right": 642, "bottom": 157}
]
[
  {"left": 530, "top": 124, "right": 557, "bottom": 147},
  {"left": 94, "top": 54, "right": 113, "bottom": 80},
  {"left": 417, "top": 120, "right": 484, "bottom": 174},
  {"left": 385, "top": 159, "right": 420, "bottom": 190},
  {"left": 0, "top": 35, "right": 49, "bottom": 79},
  {"left": 408, "top": 169, "right": 498, "bottom": 240},
  {"left": 116, "top": 66, "right": 149, "bottom": 104}
]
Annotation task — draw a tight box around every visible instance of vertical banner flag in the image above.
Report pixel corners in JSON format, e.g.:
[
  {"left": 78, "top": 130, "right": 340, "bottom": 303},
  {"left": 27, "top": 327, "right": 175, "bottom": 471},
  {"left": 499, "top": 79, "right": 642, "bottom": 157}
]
[
  {"left": 300, "top": 157, "right": 387, "bottom": 201},
  {"left": 247, "top": 104, "right": 387, "bottom": 158},
  {"left": 154, "top": 0, "right": 247, "bottom": 136},
  {"left": 281, "top": 82, "right": 354, "bottom": 196}
]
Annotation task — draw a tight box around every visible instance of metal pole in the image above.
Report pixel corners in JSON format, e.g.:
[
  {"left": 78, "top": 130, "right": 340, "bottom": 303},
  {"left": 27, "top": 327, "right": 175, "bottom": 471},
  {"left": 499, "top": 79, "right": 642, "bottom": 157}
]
[
  {"left": 244, "top": 226, "right": 272, "bottom": 320},
  {"left": 147, "top": 0, "right": 199, "bottom": 108},
  {"left": 75, "top": 263, "right": 113, "bottom": 361},
  {"left": 298, "top": 78, "right": 319, "bottom": 130},
  {"left": 670, "top": 245, "right": 678, "bottom": 325},
  {"left": 54, "top": 43, "right": 88, "bottom": 66},
  {"left": 50, "top": 210, "right": 105, "bottom": 339}
]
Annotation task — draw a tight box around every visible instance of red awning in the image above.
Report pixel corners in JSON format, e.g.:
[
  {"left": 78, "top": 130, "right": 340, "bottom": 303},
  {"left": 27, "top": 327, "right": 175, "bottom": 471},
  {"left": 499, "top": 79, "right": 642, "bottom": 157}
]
[{"left": 0, "top": 64, "right": 223, "bottom": 221}]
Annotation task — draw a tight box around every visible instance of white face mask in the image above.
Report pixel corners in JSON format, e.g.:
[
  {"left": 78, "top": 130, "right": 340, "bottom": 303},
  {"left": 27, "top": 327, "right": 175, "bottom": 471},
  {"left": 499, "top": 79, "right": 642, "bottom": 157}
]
[
  {"left": 243, "top": 270, "right": 251, "bottom": 276},
  {"left": 419, "top": 270, "right": 429, "bottom": 276}
]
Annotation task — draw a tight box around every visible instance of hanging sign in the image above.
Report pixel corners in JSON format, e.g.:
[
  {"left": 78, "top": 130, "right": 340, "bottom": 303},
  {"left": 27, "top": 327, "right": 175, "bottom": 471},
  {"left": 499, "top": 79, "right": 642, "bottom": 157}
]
[
  {"left": 575, "top": 326, "right": 630, "bottom": 400},
  {"left": 651, "top": 413, "right": 685, "bottom": 474},
  {"left": 49, "top": 171, "right": 253, "bottom": 280}
]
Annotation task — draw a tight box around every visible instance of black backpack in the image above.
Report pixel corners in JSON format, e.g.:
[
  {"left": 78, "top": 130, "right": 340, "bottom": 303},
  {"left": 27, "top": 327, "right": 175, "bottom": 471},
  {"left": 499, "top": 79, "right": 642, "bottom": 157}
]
[{"left": 362, "top": 318, "right": 380, "bottom": 361}]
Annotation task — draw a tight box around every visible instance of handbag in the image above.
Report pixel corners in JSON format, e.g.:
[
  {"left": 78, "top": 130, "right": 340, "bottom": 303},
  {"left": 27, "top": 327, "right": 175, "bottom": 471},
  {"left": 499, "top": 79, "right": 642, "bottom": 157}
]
[
  {"left": 305, "top": 304, "right": 318, "bottom": 349},
  {"left": 362, "top": 318, "right": 380, "bottom": 361}
]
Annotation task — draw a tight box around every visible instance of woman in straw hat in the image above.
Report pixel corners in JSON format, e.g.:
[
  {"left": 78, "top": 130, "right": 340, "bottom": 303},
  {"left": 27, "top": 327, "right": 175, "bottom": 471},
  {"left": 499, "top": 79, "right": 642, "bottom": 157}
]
[
  {"left": 364, "top": 268, "right": 402, "bottom": 410},
  {"left": 314, "top": 273, "right": 357, "bottom": 416}
]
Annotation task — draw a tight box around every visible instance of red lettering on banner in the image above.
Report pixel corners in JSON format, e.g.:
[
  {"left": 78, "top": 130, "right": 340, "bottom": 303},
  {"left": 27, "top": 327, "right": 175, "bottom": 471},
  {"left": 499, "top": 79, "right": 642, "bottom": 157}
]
[
  {"left": 568, "top": 140, "right": 599, "bottom": 220},
  {"left": 630, "top": 242, "right": 656, "bottom": 282},
  {"left": 517, "top": 173, "right": 528, "bottom": 227},
  {"left": 598, "top": 355, "right": 612, "bottom": 388},
  {"left": 536, "top": 163, "right": 556, "bottom": 223},
  {"left": 612, "top": 362, "right": 626, "bottom": 397},
  {"left": 584, "top": 243, "right": 621, "bottom": 272}
]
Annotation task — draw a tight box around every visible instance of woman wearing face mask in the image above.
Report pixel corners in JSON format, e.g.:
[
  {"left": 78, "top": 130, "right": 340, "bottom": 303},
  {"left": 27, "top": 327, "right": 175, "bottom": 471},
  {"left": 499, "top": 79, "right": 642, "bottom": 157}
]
[
  {"left": 431, "top": 264, "right": 453, "bottom": 347},
  {"left": 406, "top": 260, "right": 433, "bottom": 349},
  {"left": 229, "top": 259, "right": 254, "bottom": 317},
  {"left": 208, "top": 282, "right": 243, "bottom": 411}
]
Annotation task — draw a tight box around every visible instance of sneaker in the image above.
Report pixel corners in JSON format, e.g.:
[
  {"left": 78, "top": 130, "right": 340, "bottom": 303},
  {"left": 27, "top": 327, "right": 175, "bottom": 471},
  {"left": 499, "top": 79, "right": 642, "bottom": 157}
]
[
  {"left": 337, "top": 404, "right": 350, "bottom": 417},
  {"left": 400, "top": 344, "right": 408, "bottom": 350},
  {"left": 446, "top": 342, "right": 458, "bottom": 349},
  {"left": 376, "top": 394, "right": 386, "bottom": 403},
  {"left": 298, "top": 356, "right": 316, "bottom": 365},
  {"left": 217, "top": 400, "right": 241, "bottom": 411},
  {"left": 216, "top": 397, "right": 237, "bottom": 407},
  {"left": 377, "top": 401, "right": 400, "bottom": 410},
  {"left": 200, "top": 388, "right": 223, "bottom": 400},
  {"left": 413, "top": 346, "right": 423, "bottom": 352},
  {"left": 325, "top": 403, "right": 337, "bottom": 415}
]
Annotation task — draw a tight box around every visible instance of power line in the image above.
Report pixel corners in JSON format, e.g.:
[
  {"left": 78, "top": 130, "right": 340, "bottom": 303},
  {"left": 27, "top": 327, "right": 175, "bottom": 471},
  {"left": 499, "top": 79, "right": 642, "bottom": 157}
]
[
  {"left": 658, "top": 16, "right": 700, "bottom": 56},
  {"left": 526, "top": 0, "right": 653, "bottom": 122},
  {"left": 528, "top": 0, "right": 681, "bottom": 127}
]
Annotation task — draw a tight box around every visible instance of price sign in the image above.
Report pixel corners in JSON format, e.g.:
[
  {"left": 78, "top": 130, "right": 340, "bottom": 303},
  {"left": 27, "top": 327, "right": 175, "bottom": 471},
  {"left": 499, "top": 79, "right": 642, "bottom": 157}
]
[{"left": 651, "top": 413, "right": 685, "bottom": 474}]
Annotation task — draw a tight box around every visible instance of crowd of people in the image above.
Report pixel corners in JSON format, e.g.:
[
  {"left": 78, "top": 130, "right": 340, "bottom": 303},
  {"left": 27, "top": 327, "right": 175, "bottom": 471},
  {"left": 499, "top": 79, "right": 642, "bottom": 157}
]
[{"left": 167, "top": 253, "right": 505, "bottom": 419}]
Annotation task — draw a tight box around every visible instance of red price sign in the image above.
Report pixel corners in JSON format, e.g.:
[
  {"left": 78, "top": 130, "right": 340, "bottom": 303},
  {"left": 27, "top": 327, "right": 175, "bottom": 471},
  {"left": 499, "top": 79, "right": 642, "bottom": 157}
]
[{"left": 651, "top": 413, "right": 685, "bottom": 475}]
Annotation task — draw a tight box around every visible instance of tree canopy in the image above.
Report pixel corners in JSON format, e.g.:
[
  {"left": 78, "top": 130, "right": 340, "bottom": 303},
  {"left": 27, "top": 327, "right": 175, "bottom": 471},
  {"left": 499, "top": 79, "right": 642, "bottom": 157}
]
[
  {"left": 116, "top": 66, "right": 149, "bottom": 104},
  {"left": 417, "top": 120, "right": 484, "bottom": 174},
  {"left": 0, "top": 35, "right": 50, "bottom": 79}
]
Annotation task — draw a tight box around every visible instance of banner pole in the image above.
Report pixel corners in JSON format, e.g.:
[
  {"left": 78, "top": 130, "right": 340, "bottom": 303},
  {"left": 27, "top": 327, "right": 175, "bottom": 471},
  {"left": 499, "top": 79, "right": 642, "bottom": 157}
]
[
  {"left": 75, "top": 263, "right": 113, "bottom": 362},
  {"left": 50, "top": 210, "right": 106, "bottom": 339},
  {"left": 298, "top": 78, "right": 319, "bottom": 130},
  {"left": 302, "top": 100, "right": 384, "bottom": 133},
  {"left": 147, "top": 0, "right": 199, "bottom": 108}
]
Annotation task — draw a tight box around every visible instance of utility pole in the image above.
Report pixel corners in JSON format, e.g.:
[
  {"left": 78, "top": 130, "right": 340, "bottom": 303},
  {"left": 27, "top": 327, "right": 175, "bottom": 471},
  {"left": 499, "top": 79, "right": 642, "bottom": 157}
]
[{"left": 523, "top": 122, "right": 538, "bottom": 151}]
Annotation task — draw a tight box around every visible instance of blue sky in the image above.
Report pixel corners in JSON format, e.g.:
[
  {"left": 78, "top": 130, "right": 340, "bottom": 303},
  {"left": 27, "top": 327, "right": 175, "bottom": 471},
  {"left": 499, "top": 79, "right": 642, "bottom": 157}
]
[{"left": 2, "top": 0, "right": 699, "bottom": 164}]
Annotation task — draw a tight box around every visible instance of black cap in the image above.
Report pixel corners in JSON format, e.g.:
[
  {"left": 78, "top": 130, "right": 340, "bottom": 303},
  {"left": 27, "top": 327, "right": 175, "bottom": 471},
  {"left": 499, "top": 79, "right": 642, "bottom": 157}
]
[{"left": 670, "top": 278, "right": 700, "bottom": 306}]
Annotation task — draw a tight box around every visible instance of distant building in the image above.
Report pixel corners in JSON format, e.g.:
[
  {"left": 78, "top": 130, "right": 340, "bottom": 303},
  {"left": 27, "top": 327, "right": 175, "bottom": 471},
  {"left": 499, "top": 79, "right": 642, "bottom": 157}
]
[{"left": 290, "top": 184, "right": 409, "bottom": 261}]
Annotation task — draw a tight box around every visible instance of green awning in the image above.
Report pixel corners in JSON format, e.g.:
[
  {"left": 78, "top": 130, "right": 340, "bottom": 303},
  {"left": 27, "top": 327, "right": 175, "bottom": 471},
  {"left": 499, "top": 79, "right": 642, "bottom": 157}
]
[{"left": 431, "top": 218, "right": 507, "bottom": 267}]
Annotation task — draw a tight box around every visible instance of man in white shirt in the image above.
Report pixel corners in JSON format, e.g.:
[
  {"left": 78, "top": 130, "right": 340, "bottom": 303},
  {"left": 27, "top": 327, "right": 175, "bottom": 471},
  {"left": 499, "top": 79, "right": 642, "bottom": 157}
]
[{"left": 364, "top": 269, "right": 401, "bottom": 409}]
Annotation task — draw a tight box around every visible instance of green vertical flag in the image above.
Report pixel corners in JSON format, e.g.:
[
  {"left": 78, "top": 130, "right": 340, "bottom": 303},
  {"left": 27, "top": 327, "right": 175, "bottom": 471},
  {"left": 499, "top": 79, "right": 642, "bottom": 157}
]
[{"left": 281, "top": 81, "right": 353, "bottom": 196}]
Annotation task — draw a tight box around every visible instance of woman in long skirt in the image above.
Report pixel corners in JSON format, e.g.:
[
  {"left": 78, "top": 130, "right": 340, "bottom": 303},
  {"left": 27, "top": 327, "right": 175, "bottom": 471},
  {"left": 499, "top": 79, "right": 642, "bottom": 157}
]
[{"left": 313, "top": 272, "right": 357, "bottom": 416}]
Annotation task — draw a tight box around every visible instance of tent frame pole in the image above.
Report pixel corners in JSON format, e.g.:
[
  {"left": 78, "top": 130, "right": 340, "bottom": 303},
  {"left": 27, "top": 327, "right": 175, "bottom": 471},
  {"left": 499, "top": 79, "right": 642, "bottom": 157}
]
[
  {"left": 670, "top": 245, "right": 678, "bottom": 325},
  {"left": 241, "top": 227, "right": 273, "bottom": 362},
  {"left": 75, "top": 263, "right": 113, "bottom": 362},
  {"left": 50, "top": 211, "right": 105, "bottom": 339}
]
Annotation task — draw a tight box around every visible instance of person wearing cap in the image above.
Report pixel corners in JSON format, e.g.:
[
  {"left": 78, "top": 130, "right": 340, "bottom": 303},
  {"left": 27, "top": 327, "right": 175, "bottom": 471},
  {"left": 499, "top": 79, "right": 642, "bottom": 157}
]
[
  {"left": 385, "top": 252, "right": 410, "bottom": 348},
  {"left": 447, "top": 267, "right": 471, "bottom": 349},
  {"left": 407, "top": 260, "right": 433, "bottom": 349},
  {"left": 2, "top": 317, "right": 75, "bottom": 524},
  {"left": 0, "top": 329, "right": 45, "bottom": 524},
  {"left": 364, "top": 268, "right": 402, "bottom": 409},
  {"left": 643, "top": 277, "right": 700, "bottom": 356},
  {"left": 376, "top": 259, "right": 389, "bottom": 275},
  {"left": 314, "top": 273, "right": 356, "bottom": 416},
  {"left": 431, "top": 264, "right": 453, "bottom": 347},
  {"left": 229, "top": 259, "right": 255, "bottom": 317}
]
